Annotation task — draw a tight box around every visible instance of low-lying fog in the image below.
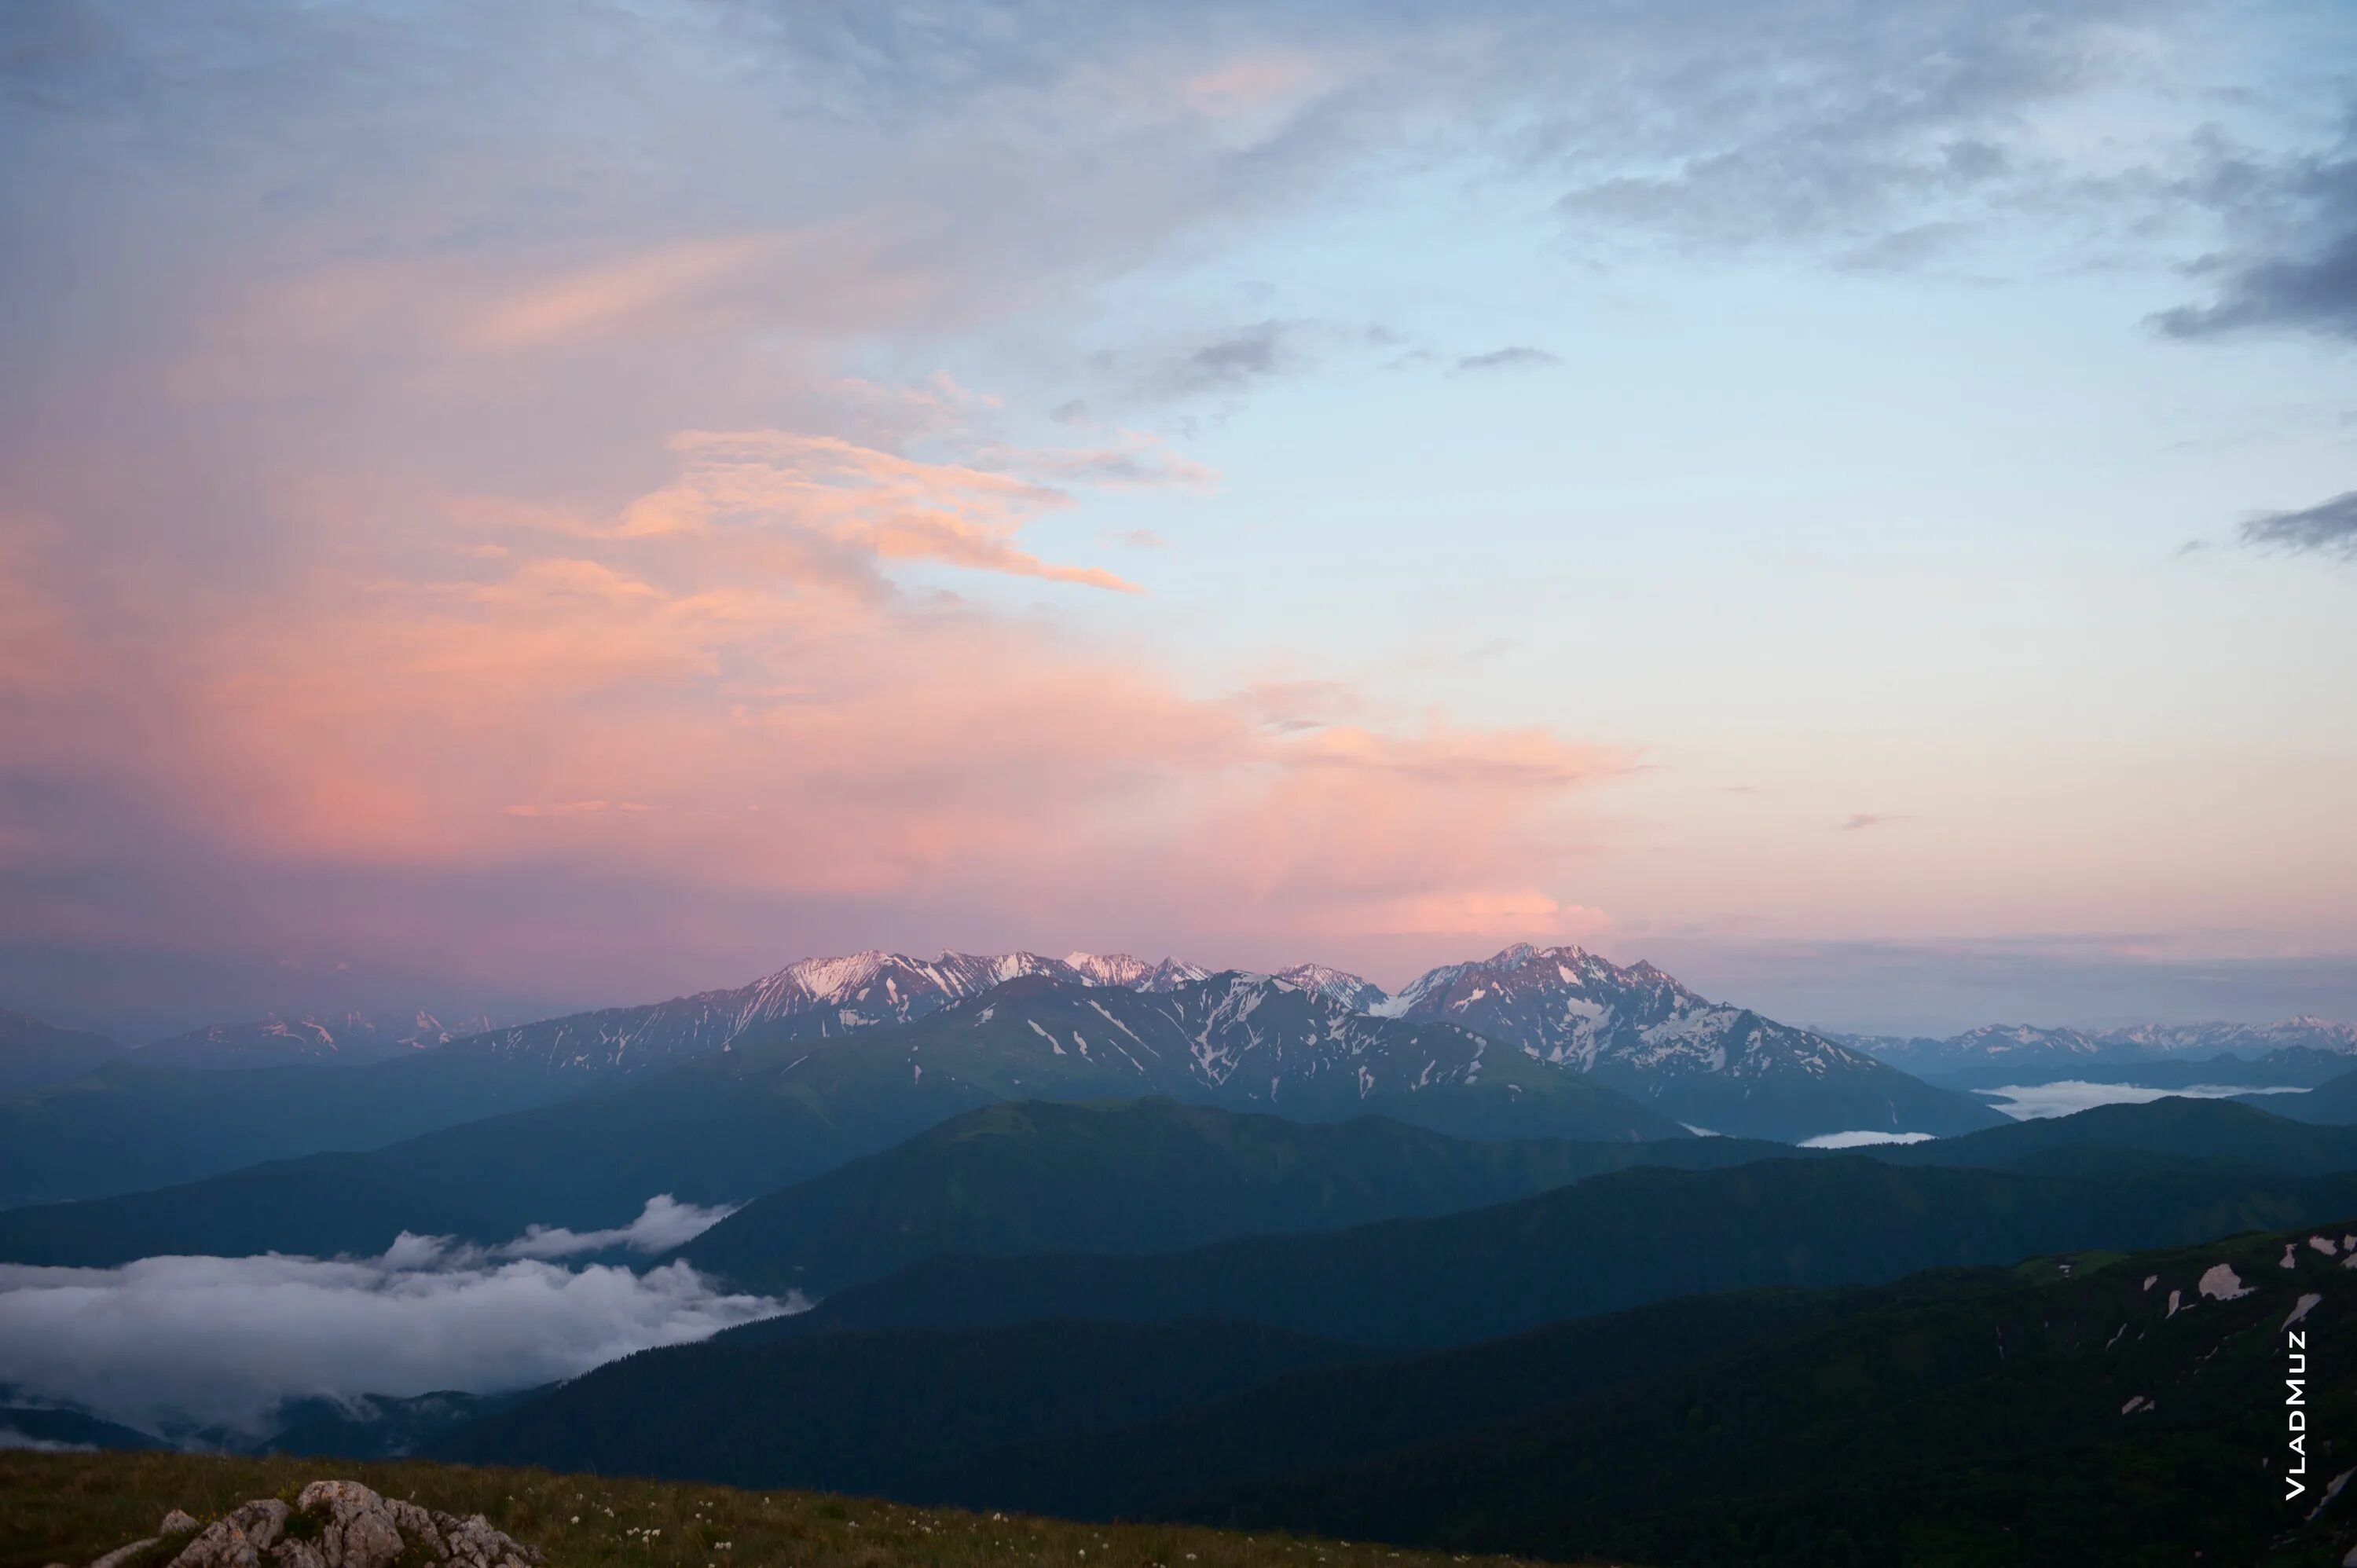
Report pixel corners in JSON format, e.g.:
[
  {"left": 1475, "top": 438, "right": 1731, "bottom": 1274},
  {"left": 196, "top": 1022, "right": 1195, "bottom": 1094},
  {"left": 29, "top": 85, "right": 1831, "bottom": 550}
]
[
  {"left": 0, "top": 1196, "right": 797, "bottom": 1443},
  {"left": 1976, "top": 1082, "right": 2306, "bottom": 1119}
]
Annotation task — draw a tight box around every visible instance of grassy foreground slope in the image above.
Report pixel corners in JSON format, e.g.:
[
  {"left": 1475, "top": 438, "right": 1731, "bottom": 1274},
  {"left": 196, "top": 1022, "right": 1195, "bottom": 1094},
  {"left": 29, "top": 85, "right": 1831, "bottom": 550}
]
[{"left": 0, "top": 1454, "right": 1578, "bottom": 1568}]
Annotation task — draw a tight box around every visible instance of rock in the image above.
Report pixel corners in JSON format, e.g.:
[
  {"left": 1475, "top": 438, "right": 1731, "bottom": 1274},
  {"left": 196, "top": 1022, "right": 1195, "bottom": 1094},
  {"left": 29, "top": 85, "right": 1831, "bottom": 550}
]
[
  {"left": 295, "top": 1482, "right": 534, "bottom": 1568},
  {"left": 107, "top": 1482, "right": 532, "bottom": 1568},
  {"left": 167, "top": 1501, "right": 288, "bottom": 1568}
]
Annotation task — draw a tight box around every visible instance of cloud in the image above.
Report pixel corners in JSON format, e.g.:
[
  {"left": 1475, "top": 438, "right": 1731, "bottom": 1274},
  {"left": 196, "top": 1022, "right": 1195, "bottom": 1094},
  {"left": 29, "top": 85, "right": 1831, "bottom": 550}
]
[
  {"left": 606, "top": 429, "right": 1142, "bottom": 592},
  {"left": 1838, "top": 812, "right": 1903, "bottom": 830},
  {"left": 2239, "top": 491, "right": 2357, "bottom": 561},
  {"left": 8, "top": 0, "right": 2337, "bottom": 1031},
  {"left": 491, "top": 1195, "right": 739, "bottom": 1262},
  {"left": 0, "top": 408, "right": 1626, "bottom": 1028},
  {"left": 1354, "top": 893, "right": 1605, "bottom": 939},
  {"left": 0, "top": 1429, "right": 96, "bottom": 1453},
  {"left": 465, "top": 236, "right": 791, "bottom": 351},
  {"left": 1453, "top": 346, "right": 1560, "bottom": 374},
  {"left": 0, "top": 1206, "right": 789, "bottom": 1442},
  {"left": 502, "top": 800, "right": 654, "bottom": 819},
  {"left": 1094, "top": 319, "right": 1313, "bottom": 405},
  {"left": 1975, "top": 1080, "right": 2308, "bottom": 1121},
  {"left": 1798, "top": 1130, "right": 1937, "bottom": 1149},
  {"left": 2152, "top": 152, "right": 2357, "bottom": 343}
]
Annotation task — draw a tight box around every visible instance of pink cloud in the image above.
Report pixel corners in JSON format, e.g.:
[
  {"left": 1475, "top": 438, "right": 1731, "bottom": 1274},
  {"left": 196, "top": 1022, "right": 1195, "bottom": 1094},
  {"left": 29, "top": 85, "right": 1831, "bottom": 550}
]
[
  {"left": 0, "top": 418, "right": 1623, "bottom": 999},
  {"left": 466, "top": 236, "right": 790, "bottom": 351}
]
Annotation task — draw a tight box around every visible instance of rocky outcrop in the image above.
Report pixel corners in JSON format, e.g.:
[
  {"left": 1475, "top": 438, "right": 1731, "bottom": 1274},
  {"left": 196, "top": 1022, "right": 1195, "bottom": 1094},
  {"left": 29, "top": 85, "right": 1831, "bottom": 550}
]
[{"left": 82, "top": 1483, "right": 539, "bottom": 1568}]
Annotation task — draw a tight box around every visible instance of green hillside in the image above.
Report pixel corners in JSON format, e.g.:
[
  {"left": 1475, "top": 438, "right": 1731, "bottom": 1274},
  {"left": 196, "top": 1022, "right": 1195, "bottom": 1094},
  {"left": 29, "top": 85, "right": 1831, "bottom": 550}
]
[
  {"left": 0, "top": 1453, "right": 1577, "bottom": 1568},
  {"left": 2255, "top": 1064, "right": 2357, "bottom": 1125},
  {"left": 428, "top": 1290, "right": 1853, "bottom": 1498},
  {"left": 775, "top": 1154, "right": 2357, "bottom": 1346},
  {"left": 1188, "top": 1220, "right": 2357, "bottom": 1568},
  {"left": 672, "top": 1097, "right": 1794, "bottom": 1296},
  {"left": 421, "top": 1220, "right": 2357, "bottom": 1568},
  {"left": 1890, "top": 1095, "right": 2357, "bottom": 1174},
  {"left": 0, "top": 1054, "right": 596, "bottom": 1211},
  {"left": 434, "top": 1318, "right": 1378, "bottom": 1490}
]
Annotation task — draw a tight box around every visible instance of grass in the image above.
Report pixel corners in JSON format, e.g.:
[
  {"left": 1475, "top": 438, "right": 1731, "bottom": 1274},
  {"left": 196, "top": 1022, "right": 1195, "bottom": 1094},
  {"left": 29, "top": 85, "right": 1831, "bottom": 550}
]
[{"left": 0, "top": 1453, "right": 1609, "bottom": 1568}]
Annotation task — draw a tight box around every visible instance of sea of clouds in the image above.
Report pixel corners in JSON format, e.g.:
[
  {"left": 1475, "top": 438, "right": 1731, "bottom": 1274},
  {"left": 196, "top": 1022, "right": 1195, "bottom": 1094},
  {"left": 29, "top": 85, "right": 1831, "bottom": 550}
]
[
  {"left": 1978, "top": 1082, "right": 2307, "bottom": 1120},
  {"left": 0, "top": 1196, "right": 796, "bottom": 1442},
  {"left": 1796, "top": 1130, "right": 1937, "bottom": 1149}
]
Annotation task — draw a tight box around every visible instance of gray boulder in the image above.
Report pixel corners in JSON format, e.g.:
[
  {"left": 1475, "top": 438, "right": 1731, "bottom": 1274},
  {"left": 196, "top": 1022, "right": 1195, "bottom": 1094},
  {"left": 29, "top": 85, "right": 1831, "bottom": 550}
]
[{"left": 79, "top": 1482, "right": 541, "bottom": 1568}]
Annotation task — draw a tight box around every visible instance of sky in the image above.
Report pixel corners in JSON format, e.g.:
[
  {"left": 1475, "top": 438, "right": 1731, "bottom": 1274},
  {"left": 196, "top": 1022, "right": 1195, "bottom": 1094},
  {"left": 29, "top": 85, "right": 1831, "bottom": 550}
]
[{"left": 2, "top": 0, "right": 2353, "bottom": 1041}]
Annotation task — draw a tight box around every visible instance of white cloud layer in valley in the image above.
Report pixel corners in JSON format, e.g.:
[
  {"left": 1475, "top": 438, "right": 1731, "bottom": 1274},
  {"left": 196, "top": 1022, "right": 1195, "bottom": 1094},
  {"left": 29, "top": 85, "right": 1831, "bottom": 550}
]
[
  {"left": 0, "top": 1196, "right": 790, "bottom": 1441},
  {"left": 1978, "top": 1082, "right": 2309, "bottom": 1120},
  {"left": 1796, "top": 1130, "right": 1938, "bottom": 1149}
]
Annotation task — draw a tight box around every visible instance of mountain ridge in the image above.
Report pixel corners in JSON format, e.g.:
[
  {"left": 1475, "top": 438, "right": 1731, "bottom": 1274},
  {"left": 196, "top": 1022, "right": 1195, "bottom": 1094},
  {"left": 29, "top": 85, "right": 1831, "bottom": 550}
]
[
  {"left": 1380, "top": 943, "right": 2000, "bottom": 1138},
  {"left": 761, "top": 1152, "right": 2357, "bottom": 1348}
]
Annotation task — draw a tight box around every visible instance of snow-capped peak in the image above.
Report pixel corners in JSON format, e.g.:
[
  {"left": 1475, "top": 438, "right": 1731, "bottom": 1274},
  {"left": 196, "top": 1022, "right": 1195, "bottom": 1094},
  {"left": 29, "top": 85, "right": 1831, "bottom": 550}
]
[
  {"left": 1064, "top": 952, "right": 1211, "bottom": 991},
  {"left": 1065, "top": 951, "right": 1158, "bottom": 987},
  {"left": 1272, "top": 963, "right": 1389, "bottom": 1012},
  {"left": 766, "top": 950, "right": 894, "bottom": 1003}
]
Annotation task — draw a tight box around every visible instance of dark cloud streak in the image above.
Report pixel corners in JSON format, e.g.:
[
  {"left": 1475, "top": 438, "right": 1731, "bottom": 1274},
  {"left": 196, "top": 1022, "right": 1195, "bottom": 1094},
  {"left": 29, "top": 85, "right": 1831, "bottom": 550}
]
[
  {"left": 1454, "top": 346, "right": 1559, "bottom": 373},
  {"left": 2153, "top": 147, "right": 2357, "bottom": 343},
  {"left": 2240, "top": 490, "right": 2357, "bottom": 561}
]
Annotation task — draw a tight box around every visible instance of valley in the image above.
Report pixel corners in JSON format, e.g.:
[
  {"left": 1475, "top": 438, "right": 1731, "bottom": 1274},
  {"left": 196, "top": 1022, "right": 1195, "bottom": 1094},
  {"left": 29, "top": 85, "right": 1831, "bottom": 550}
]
[{"left": 9, "top": 953, "right": 2357, "bottom": 1568}]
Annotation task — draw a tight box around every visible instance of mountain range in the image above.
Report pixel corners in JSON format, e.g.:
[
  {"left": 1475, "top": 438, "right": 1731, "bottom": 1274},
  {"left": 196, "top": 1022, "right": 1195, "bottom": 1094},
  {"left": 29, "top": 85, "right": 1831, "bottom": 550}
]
[
  {"left": 457, "top": 949, "right": 1211, "bottom": 1079},
  {"left": 139, "top": 1010, "right": 495, "bottom": 1069},
  {"left": 666, "top": 1097, "right": 1802, "bottom": 1299},
  {"left": 0, "top": 945, "right": 2011, "bottom": 1211},
  {"left": 17, "top": 1066, "right": 2357, "bottom": 1566},
  {"left": 389, "top": 940, "right": 2008, "bottom": 1142},
  {"left": 1842, "top": 1015, "right": 2357, "bottom": 1080},
  {"left": 1373, "top": 942, "right": 2000, "bottom": 1138},
  {"left": 665, "top": 1094, "right": 2357, "bottom": 1302},
  {"left": 761, "top": 1152, "right": 2357, "bottom": 1346},
  {"left": 0, "top": 981, "right": 1692, "bottom": 1262},
  {"left": 0, "top": 1007, "right": 122, "bottom": 1093}
]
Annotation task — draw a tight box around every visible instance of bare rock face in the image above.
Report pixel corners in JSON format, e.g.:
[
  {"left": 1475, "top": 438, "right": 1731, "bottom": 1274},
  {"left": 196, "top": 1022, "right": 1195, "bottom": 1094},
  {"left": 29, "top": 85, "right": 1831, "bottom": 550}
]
[
  {"left": 84, "top": 1482, "right": 541, "bottom": 1568},
  {"left": 163, "top": 1500, "right": 288, "bottom": 1568}
]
